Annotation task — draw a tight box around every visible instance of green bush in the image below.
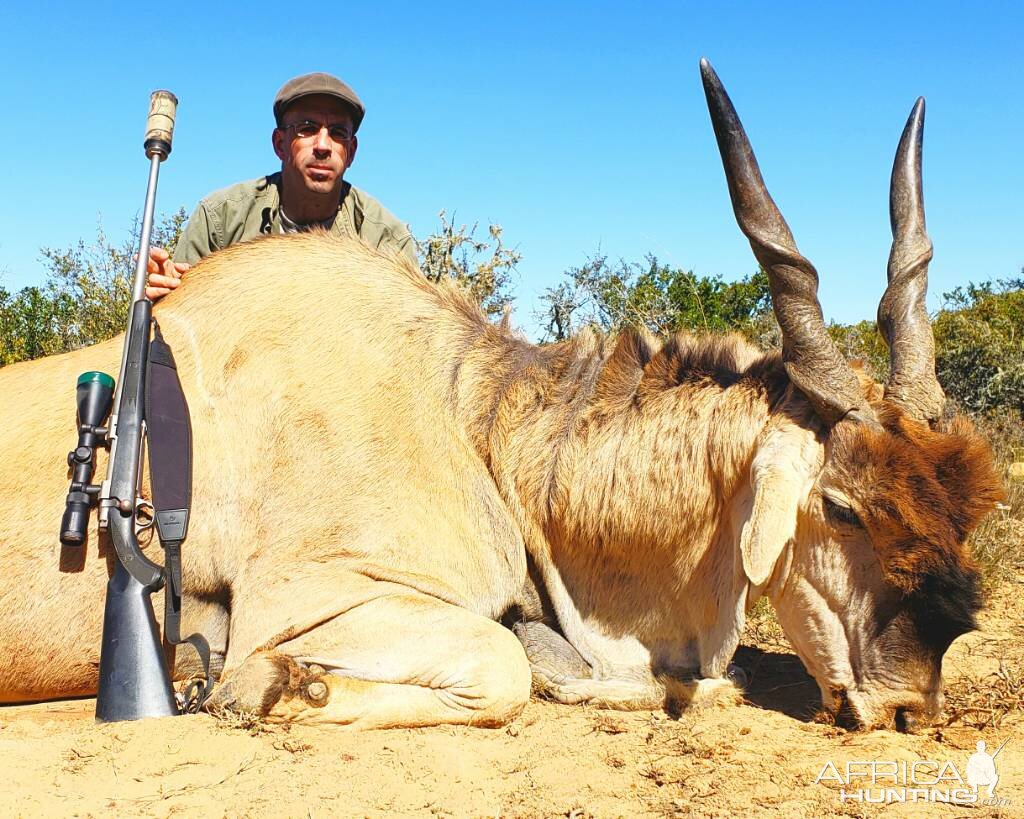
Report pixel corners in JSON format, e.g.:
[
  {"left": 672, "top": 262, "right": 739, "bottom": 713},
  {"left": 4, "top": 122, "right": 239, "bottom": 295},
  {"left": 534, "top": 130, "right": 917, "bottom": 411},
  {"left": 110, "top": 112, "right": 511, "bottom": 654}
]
[
  {"left": 0, "top": 286, "right": 77, "bottom": 365},
  {"left": 416, "top": 210, "right": 519, "bottom": 319},
  {"left": 934, "top": 278, "right": 1024, "bottom": 415},
  {"left": 536, "top": 254, "right": 771, "bottom": 341},
  {"left": 0, "top": 210, "right": 186, "bottom": 365}
]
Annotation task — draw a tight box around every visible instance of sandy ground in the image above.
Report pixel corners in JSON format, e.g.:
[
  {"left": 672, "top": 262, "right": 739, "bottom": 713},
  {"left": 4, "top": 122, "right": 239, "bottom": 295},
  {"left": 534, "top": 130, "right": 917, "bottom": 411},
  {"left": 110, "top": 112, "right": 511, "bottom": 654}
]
[{"left": 2, "top": 581, "right": 1021, "bottom": 818}]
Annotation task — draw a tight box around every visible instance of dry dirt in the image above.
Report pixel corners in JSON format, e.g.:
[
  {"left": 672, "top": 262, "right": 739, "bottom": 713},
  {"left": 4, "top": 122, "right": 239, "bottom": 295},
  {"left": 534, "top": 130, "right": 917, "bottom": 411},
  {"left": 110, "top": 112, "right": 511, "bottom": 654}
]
[{"left": 2, "top": 580, "right": 1022, "bottom": 818}]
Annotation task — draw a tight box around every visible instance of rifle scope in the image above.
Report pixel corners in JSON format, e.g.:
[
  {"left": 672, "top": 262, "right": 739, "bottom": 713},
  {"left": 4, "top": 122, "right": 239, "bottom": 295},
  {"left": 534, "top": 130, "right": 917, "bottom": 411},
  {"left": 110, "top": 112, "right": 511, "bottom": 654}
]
[{"left": 59, "top": 371, "right": 114, "bottom": 545}]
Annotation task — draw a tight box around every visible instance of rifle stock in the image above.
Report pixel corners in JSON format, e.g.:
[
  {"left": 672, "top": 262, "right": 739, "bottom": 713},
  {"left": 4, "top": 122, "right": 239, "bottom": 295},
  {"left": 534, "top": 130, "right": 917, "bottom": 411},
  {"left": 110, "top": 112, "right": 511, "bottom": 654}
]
[{"left": 95, "top": 299, "right": 178, "bottom": 721}]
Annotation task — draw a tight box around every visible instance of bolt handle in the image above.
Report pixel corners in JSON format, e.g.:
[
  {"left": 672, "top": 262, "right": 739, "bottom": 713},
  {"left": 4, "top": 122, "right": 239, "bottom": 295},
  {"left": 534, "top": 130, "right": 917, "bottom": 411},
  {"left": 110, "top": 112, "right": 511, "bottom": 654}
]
[{"left": 144, "top": 90, "right": 178, "bottom": 159}]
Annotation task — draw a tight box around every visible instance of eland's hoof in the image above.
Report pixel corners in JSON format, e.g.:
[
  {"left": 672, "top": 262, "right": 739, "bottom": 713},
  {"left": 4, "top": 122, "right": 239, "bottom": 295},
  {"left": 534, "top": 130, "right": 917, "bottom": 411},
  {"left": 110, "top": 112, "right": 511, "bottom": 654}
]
[{"left": 305, "top": 680, "right": 329, "bottom": 707}]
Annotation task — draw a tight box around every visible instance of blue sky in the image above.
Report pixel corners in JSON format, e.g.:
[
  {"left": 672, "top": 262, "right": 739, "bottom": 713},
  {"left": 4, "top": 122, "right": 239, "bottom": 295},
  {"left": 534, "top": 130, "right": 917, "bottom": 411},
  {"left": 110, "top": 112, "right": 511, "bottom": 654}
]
[{"left": 2, "top": 1, "right": 1021, "bottom": 340}]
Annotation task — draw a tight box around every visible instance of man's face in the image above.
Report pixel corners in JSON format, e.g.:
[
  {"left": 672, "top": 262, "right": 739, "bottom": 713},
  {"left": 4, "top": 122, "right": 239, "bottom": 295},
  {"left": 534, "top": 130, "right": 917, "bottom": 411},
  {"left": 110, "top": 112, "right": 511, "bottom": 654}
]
[{"left": 272, "top": 94, "right": 358, "bottom": 197}]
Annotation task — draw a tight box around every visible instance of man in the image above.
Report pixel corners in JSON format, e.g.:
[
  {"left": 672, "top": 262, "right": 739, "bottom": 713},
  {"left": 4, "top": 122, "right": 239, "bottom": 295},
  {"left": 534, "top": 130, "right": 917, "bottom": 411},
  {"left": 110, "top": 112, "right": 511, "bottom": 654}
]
[{"left": 147, "top": 72, "right": 417, "bottom": 299}]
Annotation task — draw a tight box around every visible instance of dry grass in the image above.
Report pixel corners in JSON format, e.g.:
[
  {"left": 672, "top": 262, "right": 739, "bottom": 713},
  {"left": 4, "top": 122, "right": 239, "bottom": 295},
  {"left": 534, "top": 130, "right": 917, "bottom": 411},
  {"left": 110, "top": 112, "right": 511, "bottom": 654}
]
[
  {"left": 970, "top": 488, "right": 1024, "bottom": 589},
  {"left": 208, "top": 704, "right": 276, "bottom": 736},
  {"left": 587, "top": 713, "right": 629, "bottom": 735},
  {"left": 943, "top": 659, "right": 1024, "bottom": 730},
  {"left": 744, "top": 597, "right": 791, "bottom": 654},
  {"left": 966, "top": 408, "right": 1024, "bottom": 589}
]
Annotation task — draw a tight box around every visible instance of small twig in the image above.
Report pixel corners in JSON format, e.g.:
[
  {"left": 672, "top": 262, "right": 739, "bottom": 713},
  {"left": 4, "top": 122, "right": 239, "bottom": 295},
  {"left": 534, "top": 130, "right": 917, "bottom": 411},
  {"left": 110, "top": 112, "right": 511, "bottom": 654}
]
[
  {"left": 106, "top": 754, "right": 258, "bottom": 804},
  {"left": 750, "top": 680, "right": 808, "bottom": 695}
]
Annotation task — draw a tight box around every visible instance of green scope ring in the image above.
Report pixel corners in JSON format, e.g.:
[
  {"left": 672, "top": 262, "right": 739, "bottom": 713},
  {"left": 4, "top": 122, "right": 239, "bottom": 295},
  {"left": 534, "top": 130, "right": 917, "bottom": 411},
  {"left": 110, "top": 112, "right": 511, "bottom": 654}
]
[{"left": 77, "top": 371, "right": 115, "bottom": 389}]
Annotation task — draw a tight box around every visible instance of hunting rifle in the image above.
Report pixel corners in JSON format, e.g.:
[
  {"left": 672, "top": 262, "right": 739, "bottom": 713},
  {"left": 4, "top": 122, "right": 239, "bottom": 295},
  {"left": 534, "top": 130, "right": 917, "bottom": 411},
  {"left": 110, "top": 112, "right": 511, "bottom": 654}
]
[{"left": 59, "top": 91, "right": 210, "bottom": 722}]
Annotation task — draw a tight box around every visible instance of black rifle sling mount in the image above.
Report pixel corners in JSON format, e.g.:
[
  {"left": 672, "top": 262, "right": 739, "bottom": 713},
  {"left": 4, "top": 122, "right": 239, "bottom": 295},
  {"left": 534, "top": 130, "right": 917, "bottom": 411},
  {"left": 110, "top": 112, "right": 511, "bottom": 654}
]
[{"left": 145, "top": 319, "right": 213, "bottom": 711}]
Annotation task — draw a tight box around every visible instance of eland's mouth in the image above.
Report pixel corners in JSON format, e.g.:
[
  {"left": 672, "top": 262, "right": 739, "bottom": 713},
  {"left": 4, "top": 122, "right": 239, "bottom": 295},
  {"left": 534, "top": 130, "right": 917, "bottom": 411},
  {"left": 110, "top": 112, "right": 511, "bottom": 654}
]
[{"left": 894, "top": 706, "right": 924, "bottom": 733}]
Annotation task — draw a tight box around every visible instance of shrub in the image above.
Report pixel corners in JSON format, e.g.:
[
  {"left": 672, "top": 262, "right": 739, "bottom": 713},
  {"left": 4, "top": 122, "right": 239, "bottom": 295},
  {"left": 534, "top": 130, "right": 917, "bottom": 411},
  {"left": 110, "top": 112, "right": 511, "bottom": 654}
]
[{"left": 934, "top": 278, "right": 1024, "bottom": 415}]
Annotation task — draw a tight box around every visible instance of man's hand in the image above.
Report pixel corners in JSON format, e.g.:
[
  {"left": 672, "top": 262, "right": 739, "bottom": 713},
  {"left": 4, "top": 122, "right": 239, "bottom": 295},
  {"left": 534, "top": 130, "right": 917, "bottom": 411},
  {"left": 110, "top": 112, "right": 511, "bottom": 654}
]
[{"left": 146, "top": 247, "right": 190, "bottom": 300}]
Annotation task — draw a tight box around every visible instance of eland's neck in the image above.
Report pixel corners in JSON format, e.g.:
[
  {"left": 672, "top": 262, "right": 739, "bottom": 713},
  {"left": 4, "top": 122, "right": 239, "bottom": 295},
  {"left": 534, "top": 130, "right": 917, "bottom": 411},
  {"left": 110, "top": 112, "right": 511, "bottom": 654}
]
[{"left": 450, "top": 328, "right": 787, "bottom": 578}]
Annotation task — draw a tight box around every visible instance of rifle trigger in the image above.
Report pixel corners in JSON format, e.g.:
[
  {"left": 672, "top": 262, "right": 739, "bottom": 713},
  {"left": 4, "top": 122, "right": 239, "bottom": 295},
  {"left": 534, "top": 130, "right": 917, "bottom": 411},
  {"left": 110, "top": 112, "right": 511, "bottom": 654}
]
[{"left": 134, "top": 497, "right": 155, "bottom": 534}]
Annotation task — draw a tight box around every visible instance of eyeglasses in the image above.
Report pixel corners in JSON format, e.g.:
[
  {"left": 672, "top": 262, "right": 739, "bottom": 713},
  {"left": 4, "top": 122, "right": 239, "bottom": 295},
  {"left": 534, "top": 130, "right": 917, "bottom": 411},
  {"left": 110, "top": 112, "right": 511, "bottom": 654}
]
[{"left": 282, "top": 120, "right": 354, "bottom": 142}]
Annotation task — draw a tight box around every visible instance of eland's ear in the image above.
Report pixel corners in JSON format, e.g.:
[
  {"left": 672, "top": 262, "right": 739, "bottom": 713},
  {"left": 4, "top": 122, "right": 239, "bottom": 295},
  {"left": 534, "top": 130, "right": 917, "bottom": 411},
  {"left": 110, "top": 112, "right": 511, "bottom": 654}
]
[{"left": 739, "top": 425, "right": 820, "bottom": 586}]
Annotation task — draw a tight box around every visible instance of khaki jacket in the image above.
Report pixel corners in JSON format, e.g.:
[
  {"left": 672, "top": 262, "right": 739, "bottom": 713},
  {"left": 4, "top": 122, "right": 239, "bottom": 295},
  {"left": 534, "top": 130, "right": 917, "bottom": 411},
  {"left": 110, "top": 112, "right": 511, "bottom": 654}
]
[{"left": 173, "top": 173, "right": 418, "bottom": 267}]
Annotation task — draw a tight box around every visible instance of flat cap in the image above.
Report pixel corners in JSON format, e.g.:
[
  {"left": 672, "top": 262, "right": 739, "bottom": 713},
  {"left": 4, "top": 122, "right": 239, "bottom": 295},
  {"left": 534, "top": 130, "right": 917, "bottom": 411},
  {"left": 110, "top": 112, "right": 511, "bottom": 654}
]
[{"left": 273, "top": 72, "right": 366, "bottom": 132}]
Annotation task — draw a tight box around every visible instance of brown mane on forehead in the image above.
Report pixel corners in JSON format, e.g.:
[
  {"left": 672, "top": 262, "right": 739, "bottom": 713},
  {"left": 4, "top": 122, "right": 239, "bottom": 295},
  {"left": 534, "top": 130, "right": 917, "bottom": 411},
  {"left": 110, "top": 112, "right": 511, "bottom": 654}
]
[{"left": 835, "top": 403, "right": 1003, "bottom": 592}]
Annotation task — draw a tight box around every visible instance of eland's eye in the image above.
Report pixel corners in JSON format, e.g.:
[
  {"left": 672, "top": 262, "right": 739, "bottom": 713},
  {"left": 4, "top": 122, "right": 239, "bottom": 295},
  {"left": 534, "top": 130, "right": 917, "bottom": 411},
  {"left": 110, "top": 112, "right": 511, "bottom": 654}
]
[{"left": 824, "top": 496, "right": 864, "bottom": 529}]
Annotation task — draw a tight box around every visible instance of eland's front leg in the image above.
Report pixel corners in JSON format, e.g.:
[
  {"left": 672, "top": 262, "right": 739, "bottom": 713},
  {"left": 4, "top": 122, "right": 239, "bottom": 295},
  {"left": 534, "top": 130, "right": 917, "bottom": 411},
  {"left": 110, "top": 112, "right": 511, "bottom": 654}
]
[{"left": 207, "top": 591, "right": 531, "bottom": 729}]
